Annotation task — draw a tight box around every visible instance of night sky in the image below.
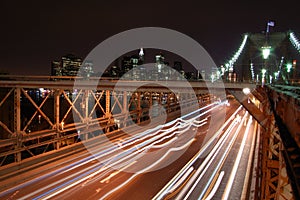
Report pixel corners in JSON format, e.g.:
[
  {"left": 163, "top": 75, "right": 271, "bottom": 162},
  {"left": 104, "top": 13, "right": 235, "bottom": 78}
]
[{"left": 1, "top": 0, "right": 300, "bottom": 75}]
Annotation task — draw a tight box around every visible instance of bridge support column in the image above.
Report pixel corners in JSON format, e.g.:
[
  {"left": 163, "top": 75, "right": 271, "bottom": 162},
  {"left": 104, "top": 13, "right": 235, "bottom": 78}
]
[
  {"left": 83, "top": 90, "right": 90, "bottom": 139},
  {"left": 54, "top": 89, "right": 61, "bottom": 149},
  {"left": 105, "top": 90, "right": 111, "bottom": 133},
  {"left": 83, "top": 90, "right": 89, "bottom": 123},
  {"left": 14, "top": 87, "right": 21, "bottom": 162},
  {"left": 105, "top": 90, "right": 110, "bottom": 117},
  {"left": 137, "top": 92, "right": 141, "bottom": 124},
  {"left": 122, "top": 91, "right": 128, "bottom": 127}
]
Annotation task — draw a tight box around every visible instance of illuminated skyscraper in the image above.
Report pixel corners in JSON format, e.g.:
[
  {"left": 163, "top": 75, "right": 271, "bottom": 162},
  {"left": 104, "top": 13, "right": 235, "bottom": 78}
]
[
  {"left": 51, "top": 54, "right": 87, "bottom": 76},
  {"left": 139, "top": 48, "right": 144, "bottom": 62}
]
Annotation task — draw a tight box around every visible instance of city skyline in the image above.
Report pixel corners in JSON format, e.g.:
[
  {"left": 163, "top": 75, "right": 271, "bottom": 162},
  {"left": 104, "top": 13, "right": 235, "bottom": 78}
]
[
  {"left": 1, "top": 1, "right": 300, "bottom": 75},
  {"left": 50, "top": 49, "right": 199, "bottom": 79}
]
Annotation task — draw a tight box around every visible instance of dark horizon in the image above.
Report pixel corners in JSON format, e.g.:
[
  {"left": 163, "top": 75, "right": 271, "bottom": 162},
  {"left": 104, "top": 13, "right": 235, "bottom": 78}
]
[{"left": 1, "top": 1, "right": 300, "bottom": 75}]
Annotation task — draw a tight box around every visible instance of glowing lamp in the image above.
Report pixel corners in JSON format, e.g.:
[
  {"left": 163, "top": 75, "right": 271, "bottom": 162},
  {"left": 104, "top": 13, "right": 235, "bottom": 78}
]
[
  {"left": 262, "top": 46, "right": 271, "bottom": 59},
  {"left": 287, "top": 63, "right": 292, "bottom": 73},
  {"left": 243, "top": 87, "right": 251, "bottom": 95},
  {"left": 262, "top": 69, "right": 267, "bottom": 77}
]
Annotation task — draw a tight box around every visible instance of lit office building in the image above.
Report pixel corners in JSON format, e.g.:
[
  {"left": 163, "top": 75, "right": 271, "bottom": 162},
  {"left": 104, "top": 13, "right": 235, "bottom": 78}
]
[{"left": 51, "top": 54, "right": 87, "bottom": 76}]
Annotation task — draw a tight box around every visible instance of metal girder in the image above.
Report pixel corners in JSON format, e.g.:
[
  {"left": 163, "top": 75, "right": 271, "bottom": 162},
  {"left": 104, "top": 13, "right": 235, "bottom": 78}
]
[
  {"left": 258, "top": 87, "right": 295, "bottom": 200},
  {"left": 229, "top": 86, "right": 295, "bottom": 199},
  {"left": 54, "top": 89, "right": 61, "bottom": 149},
  {"left": 264, "top": 86, "right": 300, "bottom": 199},
  {"left": 260, "top": 92, "right": 294, "bottom": 200},
  {"left": 0, "top": 79, "right": 213, "bottom": 169},
  {"left": 22, "top": 89, "right": 52, "bottom": 132},
  {"left": 61, "top": 90, "right": 84, "bottom": 123},
  {"left": 227, "top": 89, "right": 268, "bottom": 129},
  {"left": 14, "top": 88, "right": 21, "bottom": 162},
  {"left": 0, "top": 79, "right": 256, "bottom": 91},
  {"left": 89, "top": 90, "right": 105, "bottom": 118}
]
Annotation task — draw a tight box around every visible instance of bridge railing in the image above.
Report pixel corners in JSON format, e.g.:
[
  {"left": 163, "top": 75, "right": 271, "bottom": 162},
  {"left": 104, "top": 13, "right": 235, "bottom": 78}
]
[{"left": 0, "top": 79, "right": 214, "bottom": 167}]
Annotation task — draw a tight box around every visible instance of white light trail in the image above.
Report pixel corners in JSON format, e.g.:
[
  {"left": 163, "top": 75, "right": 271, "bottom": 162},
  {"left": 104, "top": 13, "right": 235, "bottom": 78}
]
[
  {"left": 30, "top": 103, "right": 219, "bottom": 200},
  {"left": 168, "top": 167, "right": 195, "bottom": 193},
  {"left": 196, "top": 113, "right": 248, "bottom": 200},
  {"left": 204, "top": 171, "right": 225, "bottom": 200},
  {"left": 100, "top": 161, "right": 137, "bottom": 183},
  {"left": 65, "top": 104, "right": 215, "bottom": 174},
  {"left": 222, "top": 115, "right": 252, "bottom": 200},
  {"left": 153, "top": 105, "right": 243, "bottom": 200},
  {"left": 180, "top": 113, "right": 243, "bottom": 200},
  {"left": 99, "top": 138, "right": 196, "bottom": 200}
]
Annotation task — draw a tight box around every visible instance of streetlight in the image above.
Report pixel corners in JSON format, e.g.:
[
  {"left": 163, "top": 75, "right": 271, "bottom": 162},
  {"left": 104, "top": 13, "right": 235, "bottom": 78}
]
[
  {"left": 287, "top": 63, "right": 292, "bottom": 81},
  {"left": 262, "top": 69, "right": 267, "bottom": 76},
  {"left": 274, "top": 71, "right": 279, "bottom": 80},
  {"left": 211, "top": 74, "right": 215, "bottom": 83},
  {"left": 243, "top": 87, "right": 251, "bottom": 103},
  {"left": 262, "top": 46, "right": 271, "bottom": 59},
  {"left": 220, "top": 65, "right": 225, "bottom": 75},
  {"left": 243, "top": 87, "right": 251, "bottom": 95},
  {"left": 287, "top": 63, "right": 292, "bottom": 73},
  {"left": 216, "top": 70, "right": 221, "bottom": 80},
  {"left": 262, "top": 68, "right": 267, "bottom": 86},
  {"left": 269, "top": 75, "right": 273, "bottom": 84}
]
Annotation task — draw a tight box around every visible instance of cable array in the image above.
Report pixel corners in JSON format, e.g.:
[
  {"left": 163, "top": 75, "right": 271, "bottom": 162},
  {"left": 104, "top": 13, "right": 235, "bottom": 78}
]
[
  {"left": 289, "top": 31, "right": 300, "bottom": 53},
  {"left": 224, "top": 34, "right": 249, "bottom": 72}
]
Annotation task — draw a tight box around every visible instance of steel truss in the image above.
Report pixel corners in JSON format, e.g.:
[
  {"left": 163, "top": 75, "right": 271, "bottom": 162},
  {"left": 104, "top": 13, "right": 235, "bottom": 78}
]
[
  {"left": 258, "top": 87, "right": 294, "bottom": 200},
  {"left": 0, "top": 80, "right": 212, "bottom": 167}
]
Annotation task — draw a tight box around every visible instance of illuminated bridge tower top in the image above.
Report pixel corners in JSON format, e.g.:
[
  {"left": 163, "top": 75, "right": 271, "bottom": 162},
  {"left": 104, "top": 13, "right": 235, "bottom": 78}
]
[{"left": 222, "top": 30, "right": 300, "bottom": 84}]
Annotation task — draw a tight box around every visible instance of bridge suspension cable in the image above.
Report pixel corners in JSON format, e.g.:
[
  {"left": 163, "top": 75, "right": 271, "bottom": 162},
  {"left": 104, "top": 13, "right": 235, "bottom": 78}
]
[
  {"left": 223, "top": 34, "right": 249, "bottom": 72},
  {"left": 289, "top": 31, "right": 300, "bottom": 53}
]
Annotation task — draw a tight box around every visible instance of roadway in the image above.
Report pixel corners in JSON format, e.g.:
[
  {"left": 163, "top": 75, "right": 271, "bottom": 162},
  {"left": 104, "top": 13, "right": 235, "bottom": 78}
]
[{"left": 0, "top": 99, "right": 257, "bottom": 200}]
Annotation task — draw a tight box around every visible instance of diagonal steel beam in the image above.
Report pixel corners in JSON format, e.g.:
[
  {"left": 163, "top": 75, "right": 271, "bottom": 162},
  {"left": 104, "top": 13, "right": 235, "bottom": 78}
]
[
  {"left": 62, "top": 90, "right": 84, "bottom": 123},
  {"left": 21, "top": 88, "right": 54, "bottom": 128},
  {"left": 89, "top": 91, "right": 105, "bottom": 118},
  {"left": 0, "top": 88, "right": 13, "bottom": 107},
  {"left": 22, "top": 91, "right": 51, "bottom": 132},
  {"left": 228, "top": 89, "right": 268, "bottom": 129}
]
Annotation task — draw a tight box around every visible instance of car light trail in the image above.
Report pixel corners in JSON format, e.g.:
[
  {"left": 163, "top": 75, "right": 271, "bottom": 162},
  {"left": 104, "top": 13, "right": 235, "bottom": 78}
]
[
  {"left": 222, "top": 115, "right": 253, "bottom": 200},
  {"left": 99, "top": 138, "right": 196, "bottom": 200},
  {"left": 100, "top": 161, "right": 137, "bottom": 184},
  {"left": 204, "top": 171, "right": 225, "bottom": 200},
  {"left": 168, "top": 166, "right": 195, "bottom": 193},
  {"left": 153, "top": 105, "right": 243, "bottom": 200},
  {"left": 196, "top": 112, "right": 248, "bottom": 200},
  {"left": 18, "top": 102, "right": 220, "bottom": 200}
]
